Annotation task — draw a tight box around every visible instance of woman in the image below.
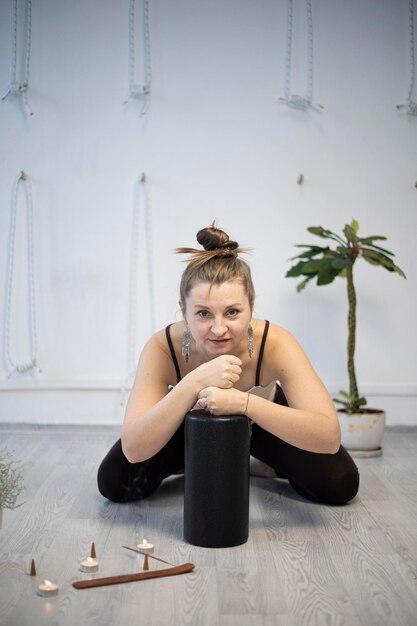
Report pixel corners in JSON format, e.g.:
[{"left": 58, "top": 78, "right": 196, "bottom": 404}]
[{"left": 98, "top": 225, "right": 359, "bottom": 505}]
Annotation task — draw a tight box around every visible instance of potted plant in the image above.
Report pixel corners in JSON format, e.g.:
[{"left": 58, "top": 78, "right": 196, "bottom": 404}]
[
  {"left": 0, "top": 448, "right": 24, "bottom": 528},
  {"left": 286, "top": 219, "right": 406, "bottom": 456}
]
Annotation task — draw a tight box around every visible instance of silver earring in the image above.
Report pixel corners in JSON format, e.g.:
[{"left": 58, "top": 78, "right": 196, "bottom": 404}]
[
  {"left": 182, "top": 328, "right": 192, "bottom": 362},
  {"left": 247, "top": 324, "right": 254, "bottom": 358}
]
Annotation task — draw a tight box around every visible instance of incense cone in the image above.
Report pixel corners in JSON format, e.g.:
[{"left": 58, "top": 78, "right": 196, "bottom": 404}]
[
  {"left": 30, "top": 559, "right": 37, "bottom": 576},
  {"left": 90, "top": 542, "right": 96, "bottom": 559},
  {"left": 142, "top": 555, "right": 149, "bottom": 571}
]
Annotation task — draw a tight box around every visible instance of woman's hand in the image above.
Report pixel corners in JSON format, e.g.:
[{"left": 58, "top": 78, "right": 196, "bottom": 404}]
[
  {"left": 197, "top": 387, "right": 248, "bottom": 416},
  {"left": 191, "top": 355, "right": 242, "bottom": 391}
]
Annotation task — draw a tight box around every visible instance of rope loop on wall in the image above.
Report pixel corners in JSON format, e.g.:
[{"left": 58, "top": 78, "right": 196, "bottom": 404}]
[
  {"left": 4, "top": 171, "right": 40, "bottom": 377},
  {"left": 1, "top": 0, "right": 33, "bottom": 117},
  {"left": 120, "top": 172, "right": 155, "bottom": 406},
  {"left": 278, "top": 0, "right": 323, "bottom": 112},
  {"left": 397, "top": 0, "right": 417, "bottom": 115},
  {"left": 124, "top": 0, "right": 152, "bottom": 115}
]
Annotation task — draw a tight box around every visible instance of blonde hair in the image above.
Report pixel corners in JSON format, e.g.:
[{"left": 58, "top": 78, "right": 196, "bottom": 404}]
[{"left": 175, "top": 226, "right": 255, "bottom": 308}]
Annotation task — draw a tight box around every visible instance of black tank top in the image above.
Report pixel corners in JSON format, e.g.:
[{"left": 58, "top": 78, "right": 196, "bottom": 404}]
[{"left": 165, "top": 320, "right": 270, "bottom": 387}]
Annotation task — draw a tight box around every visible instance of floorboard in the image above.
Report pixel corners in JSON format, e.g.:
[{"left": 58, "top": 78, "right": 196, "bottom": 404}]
[{"left": 1, "top": 427, "right": 417, "bottom": 626}]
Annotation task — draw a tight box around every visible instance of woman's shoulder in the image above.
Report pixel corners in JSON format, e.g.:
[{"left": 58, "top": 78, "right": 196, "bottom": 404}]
[
  {"left": 137, "top": 326, "right": 183, "bottom": 385},
  {"left": 164, "top": 321, "right": 185, "bottom": 337},
  {"left": 144, "top": 322, "right": 185, "bottom": 353},
  {"left": 254, "top": 319, "right": 294, "bottom": 344},
  {"left": 261, "top": 320, "right": 306, "bottom": 366}
]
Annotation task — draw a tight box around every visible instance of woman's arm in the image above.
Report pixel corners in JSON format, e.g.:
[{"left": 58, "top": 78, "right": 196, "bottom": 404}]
[
  {"left": 121, "top": 330, "right": 242, "bottom": 463},
  {"left": 246, "top": 395, "right": 340, "bottom": 455},
  {"left": 198, "top": 324, "right": 341, "bottom": 454}
]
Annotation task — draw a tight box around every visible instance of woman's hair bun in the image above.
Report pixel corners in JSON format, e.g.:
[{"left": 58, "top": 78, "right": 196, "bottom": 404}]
[
  {"left": 175, "top": 225, "right": 254, "bottom": 306},
  {"left": 174, "top": 224, "right": 248, "bottom": 265},
  {"left": 196, "top": 226, "right": 239, "bottom": 252}
]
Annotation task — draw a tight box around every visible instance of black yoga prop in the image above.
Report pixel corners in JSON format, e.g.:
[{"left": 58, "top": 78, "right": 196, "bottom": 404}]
[{"left": 184, "top": 411, "right": 251, "bottom": 548}]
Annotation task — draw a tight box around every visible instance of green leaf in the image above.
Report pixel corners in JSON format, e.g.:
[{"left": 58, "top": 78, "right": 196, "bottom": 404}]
[
  {"left": 333, "top": 398, "right": 348, "bottom": 406},
  {"left": 338, "top": 390, "right": 351, "bottom": 399},
  {"left": 361, "top": 251, "right": 381, "bottom": 266},
  {"left": 307, "top": 227, "right": 342, "bottom": 243},
  {"left": 333, "top": 391, "right": 368, "bottom": 412},
  {"left": 351, "top": 219, "right": 359, "bottom": 233},
  {"left": 357, "top": 236, "right": 387, "bottom": 244},
  {"left": 293, "top": 244, "right": 329, "bottom": 250},
  {"left": 296, "top": 277, "right": 312, "bottom": 292},
  {"left": 286, "top": 261, "right": 305, "bottom": 278},
  {"left": 394, "top": 265, "right": 406, "bottom": 279},
  {"left": 301, "top": 259, "right": 333, "bottom": 275},
  {"left": 316, "top": 266, "right": 339, "bottom": 285},
  {"left": 367, "top": 244, "right": 395, "bottom": 256},
  {"left": 289, "top": 247, "right": 329, "bottom": 261},
  {"left": 361, "top": 249, "right": 392, "bottom": 265},
  {"left": 361, "top": 249, "right": 406, "bottom": 277},
  {"left": 307, "top": 226, "right": 330, "bottom": 238},
  {"left": 343, "top": 224, "right": 358, "bottom": 243},
  {"left": 307, "top": 226, "right": 348, "bottom": 247},
  {"left": 336, "top": 246, "right": 351, "bottom": 255},
  {"left": 331, "top": 257, "right": 352, "bottom": 270}
]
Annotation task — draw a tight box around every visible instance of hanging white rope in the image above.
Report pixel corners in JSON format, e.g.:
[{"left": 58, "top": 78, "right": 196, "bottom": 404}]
[
  {"left": 2, "top": 0, "right": 33, "bottom": 117},
  {"left": 4, "top": 171, "right": 40, "bottom": 377},
  {"left": 278, "top": 0, "right": 323, "bottom": 111},
  {"left": 120, "top": 173, "right": 155, "bottom": 406},
  {"left": 124, "top": 0, "right": 152, "bottom": 115},
  {"left": 397, "top": 0, "right": 417, "bottom": 115}
]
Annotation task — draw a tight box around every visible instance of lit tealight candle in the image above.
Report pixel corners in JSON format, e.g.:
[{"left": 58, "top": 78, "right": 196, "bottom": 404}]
[
  {"left": 37, "top": 580, "right": 59, "bottom": 597},
  {"left": 80, "top": 556, "right": 99, "bottom": 573},
  {"left": 137, "top": 538, "right": 154, "bottom": 554}
]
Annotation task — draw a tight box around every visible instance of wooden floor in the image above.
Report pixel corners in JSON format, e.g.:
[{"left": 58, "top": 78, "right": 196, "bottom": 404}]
[{"left": 1, "top": 426, "right": 417, "bottom": 626}]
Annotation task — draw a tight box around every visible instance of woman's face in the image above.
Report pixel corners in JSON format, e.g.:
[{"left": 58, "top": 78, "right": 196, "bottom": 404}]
[{"left": 181, "top": 280, "right": 252, "bottom": 359}]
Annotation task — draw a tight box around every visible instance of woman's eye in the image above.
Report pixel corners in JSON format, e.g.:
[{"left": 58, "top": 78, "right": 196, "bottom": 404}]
[
  {"left": 227, "top": 309, "right": 239, "bottom": 316},
  {"left": 197, "top": 310, "right": 210, "bottom": 318}
]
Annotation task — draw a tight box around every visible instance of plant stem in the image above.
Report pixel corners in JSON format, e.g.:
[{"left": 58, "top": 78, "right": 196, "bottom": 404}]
[{"left": 346, "top": 265, "right": 359, "bottom": 404}]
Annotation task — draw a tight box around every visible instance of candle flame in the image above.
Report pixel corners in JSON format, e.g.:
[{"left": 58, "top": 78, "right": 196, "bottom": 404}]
[
  {"left": 142, "top": 539, "right": 147, "bottom": 545},
  {"left": 87, "top": 557, "right": 93, "bottom": 563},
  {"left": 44, "top": 580, "right": 52, "bottom": 586}
]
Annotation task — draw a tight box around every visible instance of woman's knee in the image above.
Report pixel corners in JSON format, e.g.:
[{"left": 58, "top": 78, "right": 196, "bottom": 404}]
[
  {"left": 290, "top": 451, "right": 360, "bottom": 505},
  {"left": 97, "top": 469, "right": 121, "bottom": 503},
  {"left": 97, "top": 450, "right": 127, "bottom": 502},
  {"left": 97, "top": 440, "right": 164, "bottom": 503},
  {"left": 328, "top": 454, "right": 360, "bottom": 504},
  {"left": 97, "top": 439, "right": 133, "bottom": 502}
]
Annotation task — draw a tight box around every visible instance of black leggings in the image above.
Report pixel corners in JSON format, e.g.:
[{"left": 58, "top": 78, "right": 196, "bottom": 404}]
[{"left": 97, "top": 386, "right": 359, "bottom": 506}]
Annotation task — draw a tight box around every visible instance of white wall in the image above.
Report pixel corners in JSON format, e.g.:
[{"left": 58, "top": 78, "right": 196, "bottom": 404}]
[{"left": 0, "top": 0, "right": 416, "bottom": 426}]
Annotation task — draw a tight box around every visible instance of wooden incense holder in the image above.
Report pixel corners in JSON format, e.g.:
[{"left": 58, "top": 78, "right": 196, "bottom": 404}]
[{"left": 72, "top": 562, "right": 195, "bottom": 589}]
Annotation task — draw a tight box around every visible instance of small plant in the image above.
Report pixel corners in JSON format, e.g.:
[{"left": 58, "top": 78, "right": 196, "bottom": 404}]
[
  {"left": 0, "top": 448, "right": 24, "bottom": 510},
  {"left": 286, "top": 219, "right": 406, "bottom": 413}
]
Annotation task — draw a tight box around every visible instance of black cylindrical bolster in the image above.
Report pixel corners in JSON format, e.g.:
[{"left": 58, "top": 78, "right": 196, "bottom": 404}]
[{"left": 184, "top": 410, "right": 251, "bottom": 548}]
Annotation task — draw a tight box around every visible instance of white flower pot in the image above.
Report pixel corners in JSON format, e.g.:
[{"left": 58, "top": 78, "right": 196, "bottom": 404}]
[{"left": 337, "top": 409, "right": 386, "bottom": 456}]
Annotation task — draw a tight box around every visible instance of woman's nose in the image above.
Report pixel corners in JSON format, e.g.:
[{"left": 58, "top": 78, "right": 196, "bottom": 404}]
[{"left": 211, "top": 317, "right": 226, "bottom": 335}]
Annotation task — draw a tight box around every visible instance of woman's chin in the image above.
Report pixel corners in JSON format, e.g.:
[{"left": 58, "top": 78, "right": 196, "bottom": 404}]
[{"left": 206, "top": 340, "right": 232, "bottom": 354}]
